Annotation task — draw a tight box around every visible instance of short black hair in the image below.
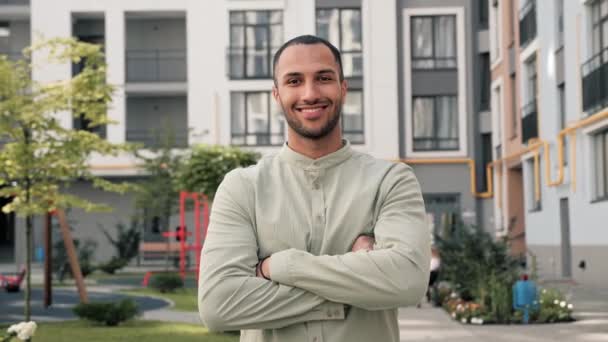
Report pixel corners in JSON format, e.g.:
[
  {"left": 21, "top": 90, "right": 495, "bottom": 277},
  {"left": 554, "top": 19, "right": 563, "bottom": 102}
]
[{"left": 272, "top": 35, "right": 344, "bottom": 84}]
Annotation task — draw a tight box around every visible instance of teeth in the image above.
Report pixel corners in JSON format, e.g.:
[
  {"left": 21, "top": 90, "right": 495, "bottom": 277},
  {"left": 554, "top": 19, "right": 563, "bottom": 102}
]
[{"left": 301, "top": 108, "right": 322, "bottom": 112}]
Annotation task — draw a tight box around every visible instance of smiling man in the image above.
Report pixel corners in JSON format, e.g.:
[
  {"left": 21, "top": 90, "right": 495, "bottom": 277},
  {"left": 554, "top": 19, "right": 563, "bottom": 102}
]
[{"left": 198, "top": 35, "right": 430, "bottom": 342}]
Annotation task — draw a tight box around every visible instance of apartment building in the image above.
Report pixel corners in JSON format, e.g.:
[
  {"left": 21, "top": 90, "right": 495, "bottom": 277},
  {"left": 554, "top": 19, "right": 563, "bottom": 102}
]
[
  {"left": 489, "top": 0, "right": 608, "bottom": 287},
  {"left": 2, "top": 0, "right": 493, "bottom": 266}
]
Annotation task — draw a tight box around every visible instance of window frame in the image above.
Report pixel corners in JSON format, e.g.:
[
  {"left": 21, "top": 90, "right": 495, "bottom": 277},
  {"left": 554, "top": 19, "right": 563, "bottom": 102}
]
[
  {"left": 593, "top": 128, "right": 608, "bottom": 202},
  {"left": 315, "top": 7, "right": 364, "bottom": 79},
  {"left": 228, "top": 10, "right": 283, "bottom": 80},
  {"left": 230, "top": 91, "right": 285, "bottom": 146},
  {"left": 410, "top": 15, "right": 458, "bottom": 71},
  {"left": 412, "top": 94, "right": 460, "bottom": 152},
  {"left": 341, "top": 88, "right": 365, "bottom": 144}
]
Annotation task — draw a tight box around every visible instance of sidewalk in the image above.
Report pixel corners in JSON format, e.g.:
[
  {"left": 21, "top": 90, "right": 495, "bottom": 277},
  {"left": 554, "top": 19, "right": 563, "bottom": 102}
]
[{"left": 398, "top": 285, "right": 608, "bottom": 342}]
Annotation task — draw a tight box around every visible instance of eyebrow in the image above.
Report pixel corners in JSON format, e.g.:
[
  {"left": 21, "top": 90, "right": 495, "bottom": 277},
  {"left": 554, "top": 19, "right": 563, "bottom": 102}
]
[{"left": 281, "top": 69, "right": 337, "bottom": 79}]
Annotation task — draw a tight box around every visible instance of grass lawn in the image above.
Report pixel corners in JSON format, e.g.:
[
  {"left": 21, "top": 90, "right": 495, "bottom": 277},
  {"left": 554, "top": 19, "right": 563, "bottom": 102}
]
[
  {"left": 122, "top": 288, "right": 198, "bottom": 312},
  {"left": 0, "top": 320, "right": 239, "bottom": 342}
]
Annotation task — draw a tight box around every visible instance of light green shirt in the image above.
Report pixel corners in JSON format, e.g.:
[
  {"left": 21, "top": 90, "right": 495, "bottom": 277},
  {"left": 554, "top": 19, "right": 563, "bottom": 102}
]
[{"left": 198, "top": 141, "right": 430, "bottom": 342}]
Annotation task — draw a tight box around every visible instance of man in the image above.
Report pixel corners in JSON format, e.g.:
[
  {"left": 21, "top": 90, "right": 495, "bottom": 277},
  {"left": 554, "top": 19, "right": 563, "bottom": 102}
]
[{"left": 199, "top": 35, "right": 430, "bottom": 342}]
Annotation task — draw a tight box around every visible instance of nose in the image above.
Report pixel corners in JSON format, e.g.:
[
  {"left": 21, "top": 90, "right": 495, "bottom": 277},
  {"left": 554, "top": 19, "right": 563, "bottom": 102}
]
[{"left": 301, "top": 81, "right": 321, "bottom": 104}]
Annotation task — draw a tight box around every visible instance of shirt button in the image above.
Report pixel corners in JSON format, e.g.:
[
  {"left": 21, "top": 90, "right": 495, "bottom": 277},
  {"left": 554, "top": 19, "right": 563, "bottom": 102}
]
[
  {"left": 327, "top": 310, "right": 333, "bottom": 318},
  {"left": 313, "top": 181, "right": 320, "bottom": 189}
]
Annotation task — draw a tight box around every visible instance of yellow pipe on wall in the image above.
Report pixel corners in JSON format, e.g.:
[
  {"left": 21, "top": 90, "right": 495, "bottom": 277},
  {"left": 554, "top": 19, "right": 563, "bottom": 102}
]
[
  {"left": 571, "top": 133, "right": 577, "bottom": 192},
  {"left": 533, "top": 151, "right": 540, "bottom": 202}
]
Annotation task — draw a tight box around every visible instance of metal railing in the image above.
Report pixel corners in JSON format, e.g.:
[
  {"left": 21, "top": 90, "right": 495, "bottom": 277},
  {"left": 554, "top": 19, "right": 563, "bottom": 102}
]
[
  {"left": 582, "top": 46, "right": 608, "bottom": 114},
  {"left": 126, "top": 49, "right": 187, "bottom": 82},
  {"left": 126, "top": 129, "right": 188, "bottom": 148},
  {"left": 0, "top": 0, "right": 29, "bottom": 5},
  {"left": 413, "top": 137, "right": 459, "bottom": 151},
  {"left": 519, "top": 0, "right": 537, "bottom": 48},
  {"left": 521, "top": 99, "right": 538, "bottom": 143}
]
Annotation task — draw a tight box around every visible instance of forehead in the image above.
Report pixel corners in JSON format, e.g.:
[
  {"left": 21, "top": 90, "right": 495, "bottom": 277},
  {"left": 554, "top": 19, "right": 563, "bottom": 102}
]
[{"left": 275, "top": 43, "right": 339, "bottom": 78}]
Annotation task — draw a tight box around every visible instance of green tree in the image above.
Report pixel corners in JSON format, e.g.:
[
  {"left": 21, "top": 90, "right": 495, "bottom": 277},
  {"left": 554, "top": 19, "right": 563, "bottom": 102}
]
[
  {"left": 0, "top": 38, "right": 132, "bottom": 321},
  {"left": 176, "top": 145, "right": 260, "bottom": 201}
]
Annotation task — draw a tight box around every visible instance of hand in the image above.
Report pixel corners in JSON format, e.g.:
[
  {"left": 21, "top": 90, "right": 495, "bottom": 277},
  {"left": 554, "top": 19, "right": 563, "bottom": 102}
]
[
  {"left": 256, "top": 257, "right": 271, "bottom": 279},
  {"left": 351, "top": 234, "right": 375, "bottom": 252}
]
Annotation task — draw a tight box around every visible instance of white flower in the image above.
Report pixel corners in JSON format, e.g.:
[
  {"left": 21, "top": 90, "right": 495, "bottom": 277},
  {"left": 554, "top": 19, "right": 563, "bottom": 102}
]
[
  {"left": 567, "top": 304, "right": 574, "bottom": 310},
  {"left": 461, "top": 318, "right": 468, "bottom": 324},
  {"left": 542, "top": 289, "right": 547, "bottom": 293},
  {"left": 471, "top": 317, "right": 484, "bottom": 325},
  {"left": 451, "top": 312, "right": 456, "bottom": 318},
  {"left": 554, "top": 299, "right": 559, "bottom": 305},
  {"left": 6, "top": 321, "right": 37, "bottom": 341},
  {"left": 560, "top": 301, "right": 566, "bottom": 308},
  {"left": 17, "top": 322, "right": 37, "bottom": 340}
]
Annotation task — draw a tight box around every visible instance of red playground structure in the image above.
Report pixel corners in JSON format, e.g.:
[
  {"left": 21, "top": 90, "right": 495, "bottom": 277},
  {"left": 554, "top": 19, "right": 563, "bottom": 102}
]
[{"left": 142, "top": 191, "right": 210, "bottom": 286}]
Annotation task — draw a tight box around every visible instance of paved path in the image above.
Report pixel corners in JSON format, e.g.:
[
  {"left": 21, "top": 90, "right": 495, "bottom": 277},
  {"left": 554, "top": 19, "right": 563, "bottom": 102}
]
[
  {"left": 398, "top": 285, "right": 608, "bottom": 342},
  {"left": 0, "top": 287, "right": 170, "bottom": 324}
]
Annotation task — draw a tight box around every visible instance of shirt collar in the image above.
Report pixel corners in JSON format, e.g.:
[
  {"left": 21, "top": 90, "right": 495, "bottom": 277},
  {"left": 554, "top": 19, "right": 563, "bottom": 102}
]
[{"left": 279, "top": 139, "right": 353, "bottom": 170}]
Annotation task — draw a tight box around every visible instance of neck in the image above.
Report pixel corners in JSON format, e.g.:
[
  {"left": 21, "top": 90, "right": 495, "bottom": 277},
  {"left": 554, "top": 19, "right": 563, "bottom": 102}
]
[{"left": 286, "top": 128, "right": 343, "bottom": 159}]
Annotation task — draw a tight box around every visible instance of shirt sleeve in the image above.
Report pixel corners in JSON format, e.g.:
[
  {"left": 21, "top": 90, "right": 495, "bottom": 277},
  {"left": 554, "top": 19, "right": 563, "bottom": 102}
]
[
  {"left": 269, "top": 163, "right": 431, "bottom": 311},
  {"left": 198, "top": 169, "right": 346, "bottom": 332}
]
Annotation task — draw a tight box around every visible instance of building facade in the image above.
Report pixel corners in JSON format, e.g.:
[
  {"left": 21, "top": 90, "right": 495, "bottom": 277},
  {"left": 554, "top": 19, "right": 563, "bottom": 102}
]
[
  {"left": 1, "top": 0, "right": 493, "bottom": 267},
  {"left": 489, "top": 0, "right": 608, "bottom": 287}
]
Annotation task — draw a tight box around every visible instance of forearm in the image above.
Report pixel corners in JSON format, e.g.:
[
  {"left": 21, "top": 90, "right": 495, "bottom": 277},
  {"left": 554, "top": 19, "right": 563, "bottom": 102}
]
[
  {"left": 199, "top": 271, "right": 345, "bottom": 331},
  {"left": 269, "top": 244, "right": 428, "bottom": 310}
]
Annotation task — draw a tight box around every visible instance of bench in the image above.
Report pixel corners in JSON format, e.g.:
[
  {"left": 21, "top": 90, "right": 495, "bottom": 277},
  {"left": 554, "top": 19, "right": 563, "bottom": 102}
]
[
  {"left": 139, "top": 242, "right": 183, "bottom": 261},
  {"left": 0, "top": 268, "right": 26, "bottom": 292}
]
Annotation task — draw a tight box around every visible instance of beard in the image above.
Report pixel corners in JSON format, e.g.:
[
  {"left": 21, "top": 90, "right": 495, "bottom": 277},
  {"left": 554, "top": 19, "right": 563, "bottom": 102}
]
[{"left": 280, "top": 99, "right": 342, "bottom": 140}]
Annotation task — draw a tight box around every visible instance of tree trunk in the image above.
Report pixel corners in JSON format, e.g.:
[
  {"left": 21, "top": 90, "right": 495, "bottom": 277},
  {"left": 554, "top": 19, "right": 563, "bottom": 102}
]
[{"left": 25, "top": 214, "right": 32, "bottom": 322}]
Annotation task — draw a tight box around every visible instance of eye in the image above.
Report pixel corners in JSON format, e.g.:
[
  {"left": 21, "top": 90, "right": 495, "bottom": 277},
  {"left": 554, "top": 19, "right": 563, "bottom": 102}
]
[
  {"left": 286, "top": 78, "right": 300, "bottom": 85},
  {"left": 319, "top": 75, "right": 333, "bottom": 82}
]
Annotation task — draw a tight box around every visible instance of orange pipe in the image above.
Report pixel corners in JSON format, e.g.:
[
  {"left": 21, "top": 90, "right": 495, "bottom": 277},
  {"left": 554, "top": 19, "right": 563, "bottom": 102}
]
[{"left": 533, "top": 151, "right": 540, "bottom": 202}]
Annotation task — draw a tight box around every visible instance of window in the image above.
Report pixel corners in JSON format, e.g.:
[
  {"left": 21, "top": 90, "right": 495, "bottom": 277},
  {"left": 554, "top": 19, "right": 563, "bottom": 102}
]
[
  {"left": 556, "top": 0, "right": 564, "bottom": 48},
  {"left": 591, "top": 0, "right": 608, "bottom": 55},
  {"left": 73, "top": 114, "right": 106, "bottom": 139},
  {"left": 480, "top": 53, "right": 491, "bottom": 111},
  {"left": 231, "top": 92, "right": 285, "bottom": 146},
  {"left": 480, "top": 133, "right": 493, "bottom": 192},
  {"left": 525, "top": 56, "right": 537, "bottom": 103},
  {"left": 411, "top": 15, "right": 457, "bottom": 69},
  {"left": 527, "top": 157, "right": 542, "bottom": 211},
  {"left": 342, "top": 90, "right": 364, "bottom": 144},
  {"left": 594, "top": 129, "right": 608, "bottom": 201},
  {"left": 316, "top": 8, "right": 363, "bottom": 78},
  {"left": 412, "top": 96, "right": 459, "bottom": 151},
  {"left": 510, "top": 74, "right": 518, "bottom": 138},
  {"left": 228, "top": 11, "right": 282, "bottom": 79},
  {"left": 558, "top": 83, "right": 568, "bottom": 165},
  {"left": 479, "top": 0, "right": 489, "bottom": 29}
]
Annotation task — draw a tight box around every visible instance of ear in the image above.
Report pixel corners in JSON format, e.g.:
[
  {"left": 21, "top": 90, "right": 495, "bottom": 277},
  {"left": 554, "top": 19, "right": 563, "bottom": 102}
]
[
  {"left": 272, "top": 85, "right": 279, "bottom": 102},
  {"left": 341, "top": 79, "right": 348, "bottom": 104}
]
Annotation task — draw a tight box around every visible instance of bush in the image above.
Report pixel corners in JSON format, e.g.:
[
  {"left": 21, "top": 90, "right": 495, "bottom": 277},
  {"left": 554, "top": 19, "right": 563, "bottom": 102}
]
[
  {"left": 149, "top": 273, "right": 184, "bottom": 293},
  {"left": 53, "top": 237, "right": 97, "bottom": 282},
  {"left": 97, "top": 257, "right": 128, "bottom": 275},
  {"left": 101, "top": 221, "right": 141, "bottom": 263},
  {"left": 73, "top": 299, "right": 139, "bottom": 326},
  {"left": 176, "top": 145, "right": 259, "bottom": 201}
]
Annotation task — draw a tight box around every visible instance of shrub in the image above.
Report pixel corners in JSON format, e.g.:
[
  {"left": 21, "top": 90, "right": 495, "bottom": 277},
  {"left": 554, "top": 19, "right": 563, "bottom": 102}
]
[
  {"left": 53, "top": 237, "right": 97, "bottom": 281},
  {"left": 535, "top": 287, "right": 574, "bottom": 323},
  {"left": 97, "top": 257, "right": 128, "bottom": 275},
  {"left": 149, "top": 273, "right": 184, "bottom": 293},
  {"left": 102, "top": 221, "right": 141, "bottom": 263},
  {"left": 73, "top": 299, "right": 138, "bottom": 326}
]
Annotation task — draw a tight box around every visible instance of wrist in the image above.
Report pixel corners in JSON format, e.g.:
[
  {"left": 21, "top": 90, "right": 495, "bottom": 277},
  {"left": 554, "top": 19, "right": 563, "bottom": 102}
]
[{"left": 259, "top": 257, "right": 271, "bottom": 280}]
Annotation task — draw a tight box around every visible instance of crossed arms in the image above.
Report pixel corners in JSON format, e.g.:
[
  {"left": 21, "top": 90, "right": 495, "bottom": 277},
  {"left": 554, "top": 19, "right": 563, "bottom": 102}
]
[{"left": 198, "top": 164, "right": 430, "bottom": 332}]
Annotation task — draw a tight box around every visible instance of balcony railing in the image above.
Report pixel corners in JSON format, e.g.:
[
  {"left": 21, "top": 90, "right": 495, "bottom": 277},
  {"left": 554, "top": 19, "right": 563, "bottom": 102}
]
[
  {"left": 0, "top": 51, "right": 25, "bottom": 61},
  {"left": 582, "top": 46, "right": 608, "bottom": 114},
  {"left": 126, "top": 129, "right": 188, "bottom": 149},
  {"left": 0, "top": 0, "right": 29, "bottom": 5},
  {"left": 519, "top": 1, "right": 537, "bottom": 48},
  {"left": 521, "top": 99, "right": 538, "bottom": 143},
  {"left": 126, "top": 49, "right": 187, "bottom": 82}
]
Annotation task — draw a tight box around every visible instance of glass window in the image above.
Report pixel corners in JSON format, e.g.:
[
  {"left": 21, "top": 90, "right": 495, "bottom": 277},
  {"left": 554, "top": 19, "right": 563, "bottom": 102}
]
[
  {"left": 412, "top": 95, "right": 459, "bottom": 151},
  {"left": 480, "top": 53, "right": 491, "bottom": 111},
  {"left": 411, "top": 15, "right": 457, "bottom": 69},
  {"left": 527, "top": 158, "right": 542, "bottom": 211},
  {"left": 231, "top": 92, "right": 284, "bottom": 146},
  {"left": 595, "top": 129, "right": 608, "bottom": 201},
  {"left": 592, "top": 0, "right": 608, "bottom": 54},
  {"left": 316, "top": 8, "right": 363, "bottom": 78},
  {"left": 228, "top": 10, "right": 283, "bottom": 79},
  {"left": 342, "top": 90, "right": 364, "bottom": 144}
]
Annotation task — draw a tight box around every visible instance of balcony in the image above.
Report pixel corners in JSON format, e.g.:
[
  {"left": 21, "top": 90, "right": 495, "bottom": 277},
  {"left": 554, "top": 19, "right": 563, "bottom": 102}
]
[
  {"left": 126, "top": 49, "right": 186, "bottom": 82},
  {"left": 582, "top": 47, "right": 608, "bottom": 114},
  {"left": 126, "top": 96, "right": 188, "bottom": 148},
  {"left": 519, "top": 1, "right": 537, "bottom": 48},
  {"left": 0, "top": 0, "right": 29, "bottom": 5},
  {"left": 226, "top": 46, "right": 276, "bottom": 80},
  {"left": 521, "top": 99, "right": 538, "bottom": 143}
]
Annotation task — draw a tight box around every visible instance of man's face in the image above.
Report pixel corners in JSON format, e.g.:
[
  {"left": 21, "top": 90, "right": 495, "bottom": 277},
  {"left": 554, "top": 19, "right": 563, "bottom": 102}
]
[{"left": 272, "top": 43, "right": 347, "bottom": 140}]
